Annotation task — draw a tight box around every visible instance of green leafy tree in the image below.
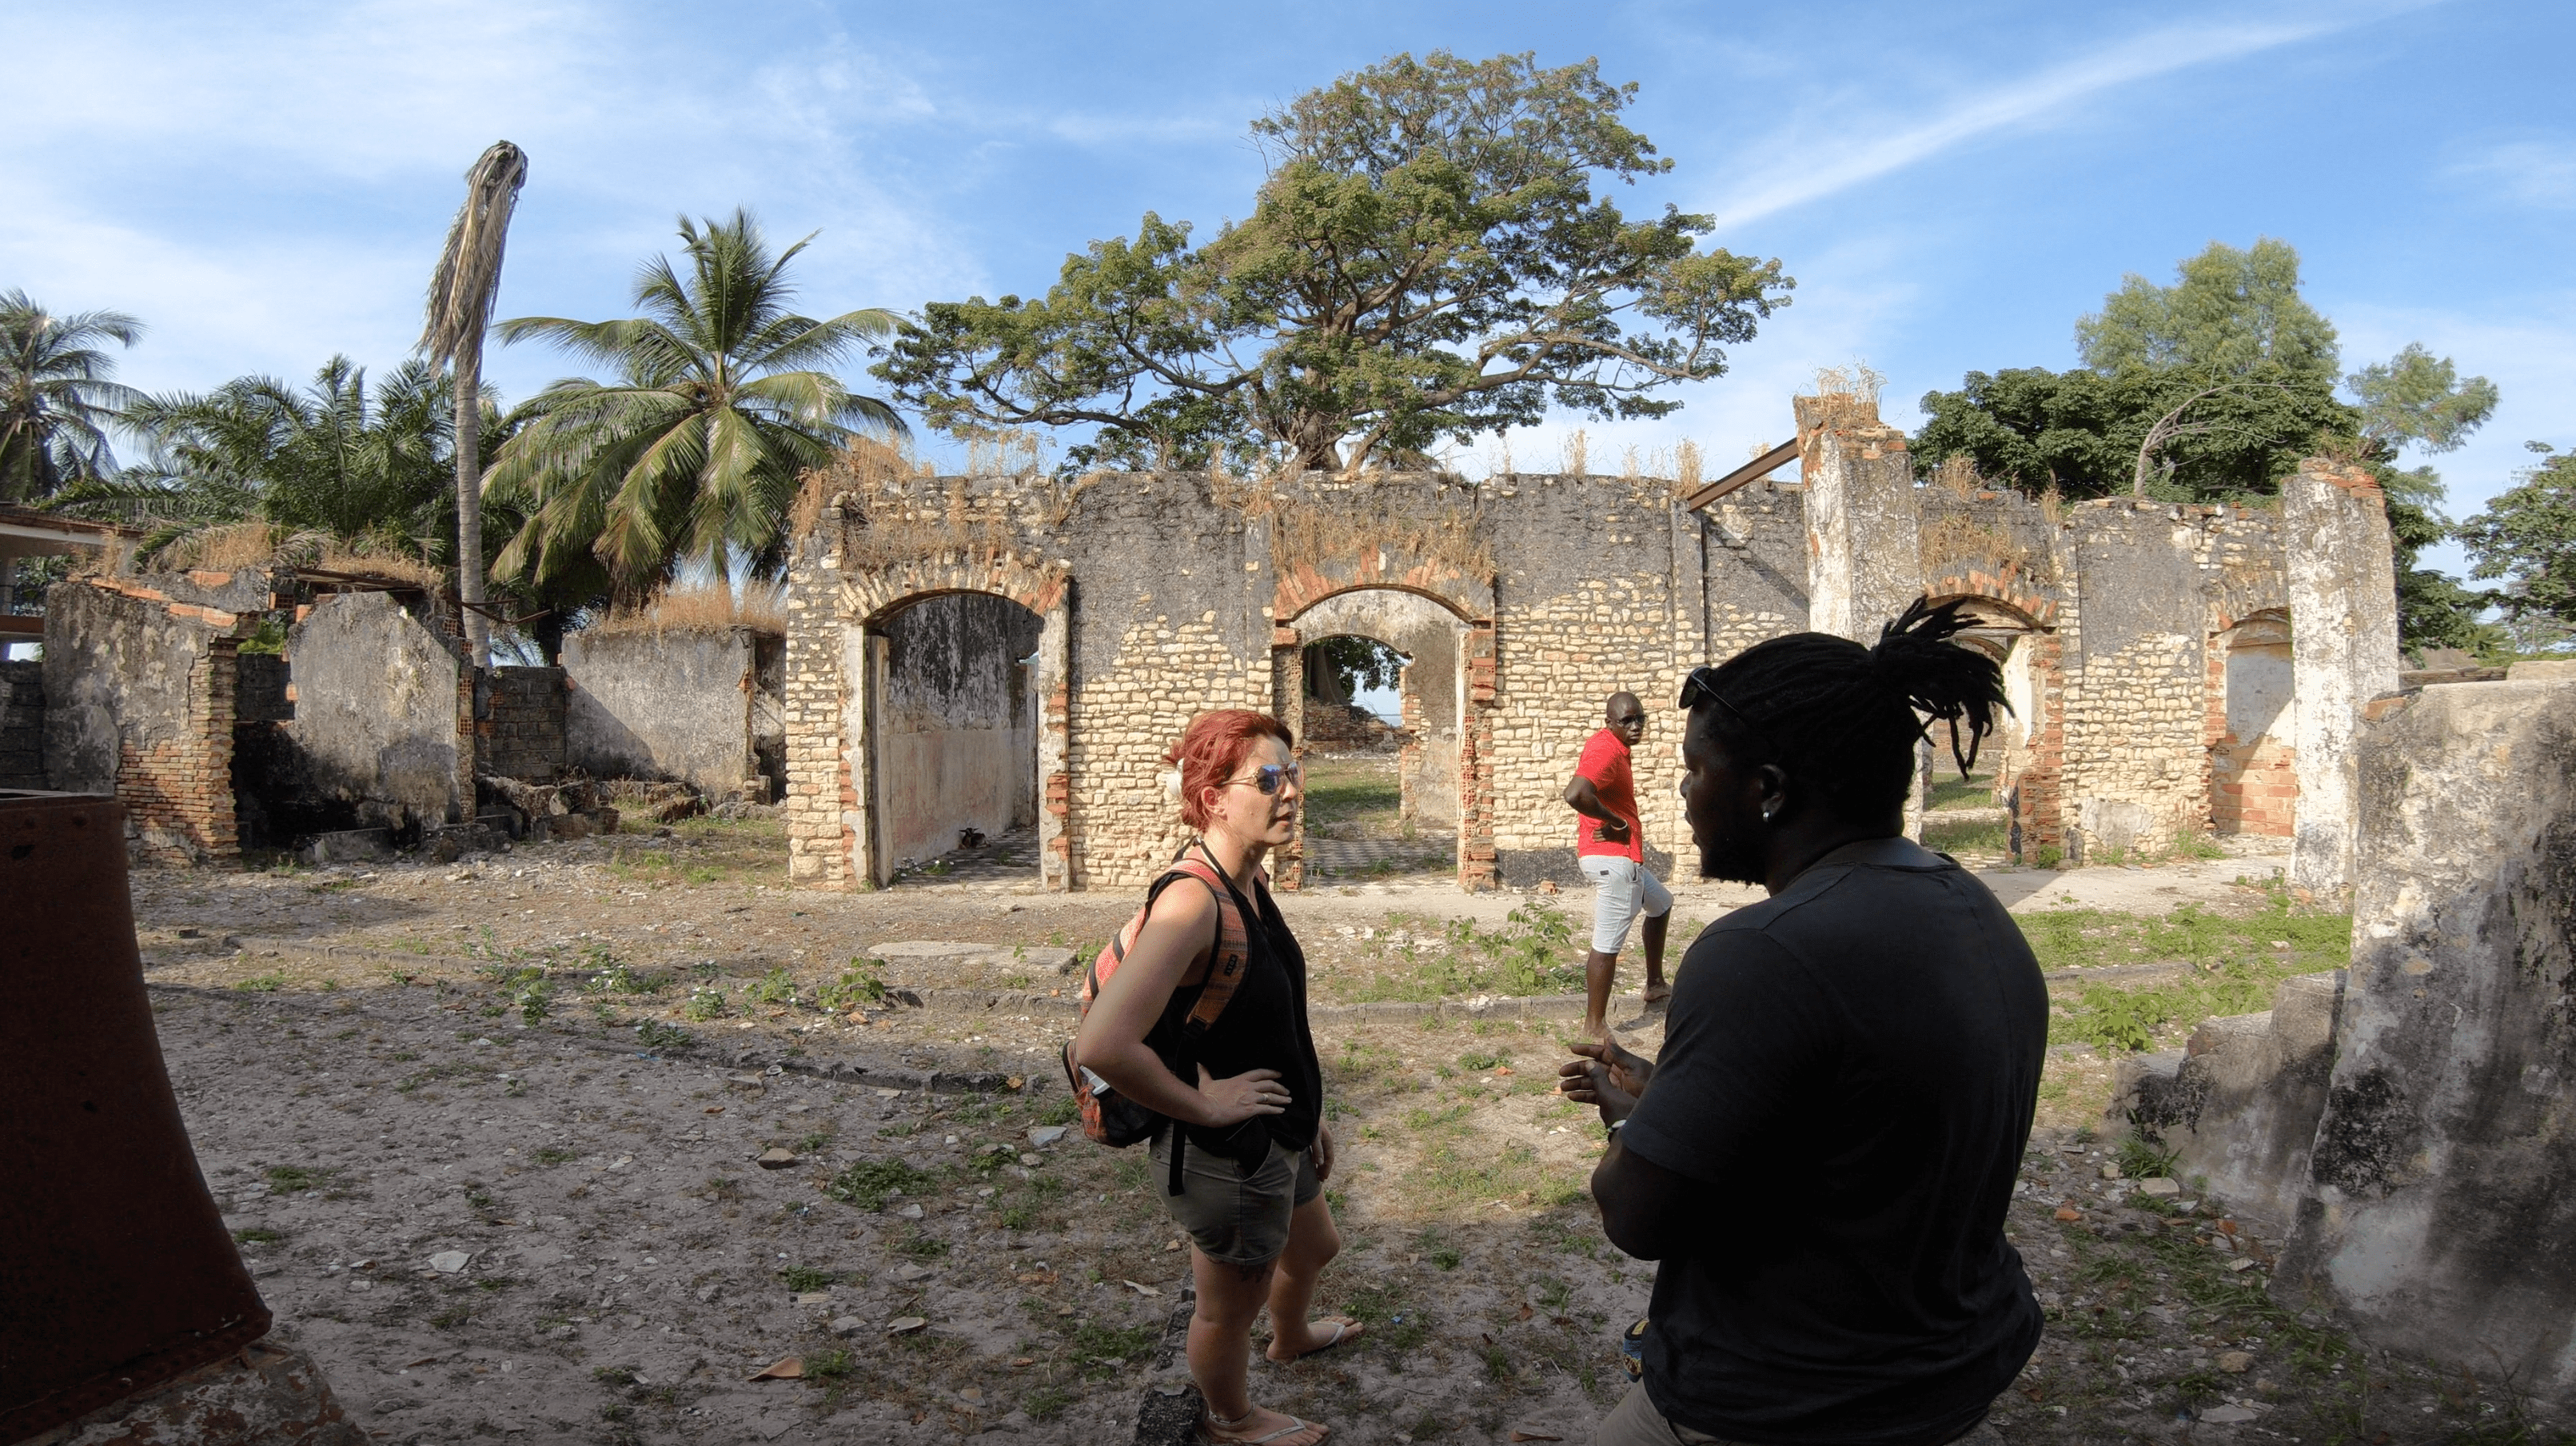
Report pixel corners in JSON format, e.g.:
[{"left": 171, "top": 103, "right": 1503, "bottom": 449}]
[
  {"left": 2458, "top": 445, "right": 2576, "bottom": 639},
  {"left": 1912, "top": 364, "right": 2351, "bottom": 501},
  {"left": 875, "top": 51, "right": 1792, "bottom": 473},
  {"left": 2342, "top": 346, "right": 2502, "bottom": 656},
  {"left": 2076, "top": 238, "right": 2339, "bottom": 381},
  {"left": 486, "top": 209, "right": 903, "bottom": 602}
]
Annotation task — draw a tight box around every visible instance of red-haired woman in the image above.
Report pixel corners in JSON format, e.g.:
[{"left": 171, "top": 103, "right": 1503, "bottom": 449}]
[{"left": 1072, "top": 709, "right": 1359, "bottom": 1446}]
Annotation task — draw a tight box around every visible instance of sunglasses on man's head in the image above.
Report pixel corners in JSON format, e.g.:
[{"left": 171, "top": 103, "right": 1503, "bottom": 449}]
[
  {"left": 1227, "top": 763, "right": 1303, "bottom": 796},
  {"left": 1677, "top": 666, "right": 1780, "bottom": 761}
]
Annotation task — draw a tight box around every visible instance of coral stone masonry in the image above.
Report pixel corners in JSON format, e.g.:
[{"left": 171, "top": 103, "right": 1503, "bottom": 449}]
[{"left": 772, "top": 395, "right": 2396, "bottom": 893}]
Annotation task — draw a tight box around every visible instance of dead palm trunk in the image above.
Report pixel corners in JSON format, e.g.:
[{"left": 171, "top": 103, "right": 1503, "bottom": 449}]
[{"left": 418, "top": 141, "right": 528, "bottom": 668}]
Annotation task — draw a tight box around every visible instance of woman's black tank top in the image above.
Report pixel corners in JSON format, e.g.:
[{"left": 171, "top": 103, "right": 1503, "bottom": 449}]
[{"left": 1147, "top": 857, "right": 1322, "bottom": 1168}]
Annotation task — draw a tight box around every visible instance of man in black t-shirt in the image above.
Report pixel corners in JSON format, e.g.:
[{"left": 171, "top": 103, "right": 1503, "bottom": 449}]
[{"left": 1561, "top": 601, "right": 2047, "bottom": 1446}]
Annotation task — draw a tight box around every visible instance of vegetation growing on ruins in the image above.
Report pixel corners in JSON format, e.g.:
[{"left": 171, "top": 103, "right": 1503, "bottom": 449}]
[{"left": 874, "top": 51, "right": 1792, "bottom": 474}]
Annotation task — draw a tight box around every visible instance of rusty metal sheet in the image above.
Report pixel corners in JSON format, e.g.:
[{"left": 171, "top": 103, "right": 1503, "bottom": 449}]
[{"left": 1, "top": 795, "right": 272, "bottom": 1442}]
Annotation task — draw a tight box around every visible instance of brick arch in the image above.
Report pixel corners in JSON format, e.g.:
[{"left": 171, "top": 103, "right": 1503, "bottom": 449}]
[
  {"left": 831, "top": 549, "right": 1070, "bottom": 628},
  {"left": 1922, "top": 573, "right": 2058, "bottom": 629},
  {"left": 1273, "top": 558, "right": 1494, "bottom": 629}
]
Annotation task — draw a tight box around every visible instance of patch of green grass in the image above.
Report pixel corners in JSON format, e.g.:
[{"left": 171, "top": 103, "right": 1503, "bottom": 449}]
[
  {"left": 231, "top": 1227, "right": 283, "bottom": 1244},
  {"left": 684, "top": 985, "right": 728, "bottom": 1021},
  {"left": 779, "top": 1265, "right": 839, "bottom": 1292},
  {"left": 804, "top": 1348, "right": 853, "bottom": 1380},
  {"left": 263, "top": 1164, "right": 329, "bottom": 1193},
  {"left": 795, "top": 1129, "right": 835, "bottom": 1155},
  {"left": 1067, "top": 1320, "right": 1158, "bottom": 1380},
  {"left": 231, "top": 972, "right": 287, "bottom": 993},
  {"left": 823, "top": 1160, "right": 935, "bottom": 1212},
  {"left": 1927, "top": 769, "right": 1996, "bottom": 811},
  {"left": 895, "top": 1233, "right": 950, "bottom": 1259},
  {"left": 583, "top": 961, "right": 667, "bottom": 996},
  {"left": 532, "top": 1147, "right": 579, "bottom": 1165},
  {"left": 1924, "top": 817, "right": 2009, "bottom": 854},
  {"left": 2116, "top": 1133, "right": 2181, "bottom": 1180},
  {"left": 633, "top": 1020, "right": 697, "bottom": 1051}
]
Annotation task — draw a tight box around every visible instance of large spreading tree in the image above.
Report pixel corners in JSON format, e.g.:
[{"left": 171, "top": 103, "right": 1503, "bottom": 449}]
[{"left": 875, "top": 50, "right": 1793, "bottom": 473}]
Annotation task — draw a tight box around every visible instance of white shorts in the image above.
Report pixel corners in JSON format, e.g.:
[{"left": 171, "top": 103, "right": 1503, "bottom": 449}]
[{"left": 1580, "top": 855, "right": 1672, "bottom": 954}]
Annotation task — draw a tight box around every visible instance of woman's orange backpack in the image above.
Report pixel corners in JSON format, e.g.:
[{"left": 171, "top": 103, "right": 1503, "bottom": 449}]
[{"left": 1059, "top": 845, "right": 1255, "bottom": 1156}]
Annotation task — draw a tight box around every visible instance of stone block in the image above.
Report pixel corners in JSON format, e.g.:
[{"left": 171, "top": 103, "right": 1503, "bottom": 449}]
[{"left": 2277, "top": 679, "right": 2576, "bottom": 1406}]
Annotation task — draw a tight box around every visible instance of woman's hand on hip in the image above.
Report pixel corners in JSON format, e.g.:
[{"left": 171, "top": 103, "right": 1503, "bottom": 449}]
[{"left": 1195, "top": 1063, "right": 1289, "bottom": 1127}]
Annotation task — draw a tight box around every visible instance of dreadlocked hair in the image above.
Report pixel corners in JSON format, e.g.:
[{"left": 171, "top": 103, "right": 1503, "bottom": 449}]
[{"left": 1691, "top": 597, "right": 2013, "bottom": 822}]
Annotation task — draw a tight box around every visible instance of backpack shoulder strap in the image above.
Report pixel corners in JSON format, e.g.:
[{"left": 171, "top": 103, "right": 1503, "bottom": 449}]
[{"left": 1165, "top": 851, "right": 1253, "bottom": 1037}]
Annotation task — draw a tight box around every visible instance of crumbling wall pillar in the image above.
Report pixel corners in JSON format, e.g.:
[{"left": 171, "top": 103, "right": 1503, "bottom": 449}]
[
  {"left": 2278, "top": 679, "right": 2576, "bottom": 1405},
  {"left": 2287, "top": 460, "right": 2400, "bottom": 895},
  {"left": 1797, "top": 394, "right": 1927, "bottom": 836}
]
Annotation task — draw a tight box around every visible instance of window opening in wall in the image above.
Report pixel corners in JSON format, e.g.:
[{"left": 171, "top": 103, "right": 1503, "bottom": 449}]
[
  {"left": 1297, "top": 631, "right": 1454, "bottom": 883},
  {"left": 869, "top": 592, "right": 1045, "bottom": 889},
  {"left": 2211, "top": 616, "right": 2296, "bottom": 840}
]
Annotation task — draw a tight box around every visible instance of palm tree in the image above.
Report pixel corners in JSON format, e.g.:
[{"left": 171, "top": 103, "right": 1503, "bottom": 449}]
[
  {"left": 73, "top": 357, "right": 467, "bottom": 565},
  {"left": 419, "top": 141, "right": 529, "bottom": 668},
  {"left": 485, "top": 209, "right": 903, "bottom": 602},
  {"left": 0, "top": 291, "right": 143, "bottom": 614}
]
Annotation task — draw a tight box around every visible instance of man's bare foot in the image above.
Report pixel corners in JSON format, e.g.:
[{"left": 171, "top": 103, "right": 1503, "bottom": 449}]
[
  {"left": 1642, "top": 981, "right": 1673, "bottom": 1006},
  {"left": 1201, "top": 1405, "right": 1330, "bottom": 1444},
  {"left": 1265, "top": 1316, "right": 1365, "bottom": 1363}
]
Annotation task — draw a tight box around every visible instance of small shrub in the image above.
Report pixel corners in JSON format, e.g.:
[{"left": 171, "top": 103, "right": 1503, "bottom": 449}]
[
  {"left": 684, "top": 986, "right": 728, "bottom": 1021},
  {"left": 746, "top": 968, "right": 800, "bottom": 1008},
  {"left": 814, "top": 958, "right": 889, "bottom": 1012},
  {"left": 584, "top": 961, "right": 666, "bottom": 996},
  {"left": 805, "top": 1348, "right": 853, "bottom": 1380}
]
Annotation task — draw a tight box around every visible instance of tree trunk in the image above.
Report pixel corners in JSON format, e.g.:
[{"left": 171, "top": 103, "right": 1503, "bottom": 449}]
[{"left": 454, "top": 363, "right": 489, "bottom": 668}]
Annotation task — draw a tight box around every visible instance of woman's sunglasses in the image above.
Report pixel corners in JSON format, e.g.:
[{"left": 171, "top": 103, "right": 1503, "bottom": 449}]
[{"left": 1226, "top": 764, "right": 1303, "bottom": 796}]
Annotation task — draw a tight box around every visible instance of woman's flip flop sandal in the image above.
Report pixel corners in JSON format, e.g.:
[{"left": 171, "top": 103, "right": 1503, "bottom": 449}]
[
  {"left": 1272, "top": 1318, "right": 1359, "bottom": 1362},
  {"left": 1200, "top": 1412, "right": 1328, "bottom": 1445}
]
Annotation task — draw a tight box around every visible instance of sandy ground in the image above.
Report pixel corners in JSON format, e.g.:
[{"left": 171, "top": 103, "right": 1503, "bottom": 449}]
[{"left": 123, "top": 824, "right": 2525, "bottom": 1446}]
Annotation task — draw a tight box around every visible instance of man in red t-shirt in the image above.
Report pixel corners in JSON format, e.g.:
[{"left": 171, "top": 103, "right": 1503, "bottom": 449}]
[{"left": 1561, "top": 691, "right": 1672, "bottom": 1037}]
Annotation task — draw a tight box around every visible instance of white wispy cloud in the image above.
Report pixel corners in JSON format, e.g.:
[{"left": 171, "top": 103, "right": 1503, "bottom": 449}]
[
  {"left": 1701, "top": 15, "right": 2359, "bottom": 230},
  {"left": 2446, "top": 138, "right": 2576, "bottom": 210}
]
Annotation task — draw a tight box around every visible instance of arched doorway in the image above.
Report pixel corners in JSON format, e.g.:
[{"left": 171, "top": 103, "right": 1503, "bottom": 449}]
[
  {"left": 1273, "top": 589, "right": 1473, "bottom": 887},
  {"left": 858, "top": 591, "right": 1047, "bottom": 887}
]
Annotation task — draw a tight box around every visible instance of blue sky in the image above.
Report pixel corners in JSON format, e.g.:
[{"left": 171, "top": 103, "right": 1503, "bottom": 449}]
[{"left": 5, "top": 0, "right": 2569, "bottom": 577}]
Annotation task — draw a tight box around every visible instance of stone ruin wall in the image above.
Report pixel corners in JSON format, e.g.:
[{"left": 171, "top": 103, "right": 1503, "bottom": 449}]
[{"left": 773, "top": 423, "right": 2405, "bottom": 895}]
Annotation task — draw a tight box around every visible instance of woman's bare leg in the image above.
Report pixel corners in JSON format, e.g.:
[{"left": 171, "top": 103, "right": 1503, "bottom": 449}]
[
  {"left": 1189, "top": 1248, "right": 1326, "bottom": 1443},
  {"left": 1265, "top": 1192, "right": 1366, "bottom": 1360}
]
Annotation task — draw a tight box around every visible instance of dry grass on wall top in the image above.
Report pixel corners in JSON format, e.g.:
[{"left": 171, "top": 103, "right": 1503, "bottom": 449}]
[
  {"left": 134, "top": 523, "right": 447, "bottom": 591},
  {"left": 586, "top": 581, "right": 787, "bottom": 638},
  {"left": 1269, "top": 493, "right": 1496, "bottom": 585},
  {"left": 790, "top": 438, "right": 1022, "bottom": 571},
  {"left": 1920, "top": 512, "right": 2042, "bottom": 582}
]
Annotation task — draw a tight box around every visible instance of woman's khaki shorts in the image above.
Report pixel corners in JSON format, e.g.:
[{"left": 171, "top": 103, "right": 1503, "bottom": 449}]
[{"left": 1148, "top": 1132, "right": 1321, "bottom": 1265}]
